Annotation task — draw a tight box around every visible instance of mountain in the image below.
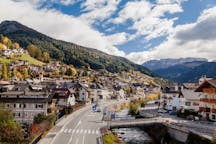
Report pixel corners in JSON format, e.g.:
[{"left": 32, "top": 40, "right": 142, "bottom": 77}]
[
  {"left": 173, "top": 62, "right": 216, "bottom": 83},
  {"left": 142, "top": 58, "right": 216, "bottom": 83},
  {"left": 0, "top": 20, "right": 154, "bottom": 76},
  {"left": 143, "top": 58, "right": 207, "bottom": 71}
]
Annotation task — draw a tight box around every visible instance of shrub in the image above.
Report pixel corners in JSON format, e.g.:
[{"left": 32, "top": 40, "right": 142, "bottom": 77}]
[
  {"left": 128, "top": 103, "right": 140, "bottom": 116},
  {"left": 33, "top": 113, "right": 47, "bottom": 124}
]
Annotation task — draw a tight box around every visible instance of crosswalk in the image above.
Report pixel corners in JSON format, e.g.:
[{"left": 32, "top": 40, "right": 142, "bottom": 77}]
[{"left": 60, "top": 128, "right": 99, "bottom": 135}]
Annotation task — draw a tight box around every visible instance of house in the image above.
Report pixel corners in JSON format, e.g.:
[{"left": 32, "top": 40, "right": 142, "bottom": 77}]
[
  {"left": 112, "top": 85, "right": 125, "bottom": 99},
  {"left": 0, "top": 83, "right": 53, "bottom": 124},
  {"left": 52, "top": 88, "right": 75, "bottom": 107},
  {"left": 181, "top": 83, "right": 200, "bottom": 111},
  {"left": 160, "top": 84, "right": 180, "bottom": 110},
  {"left": 195, "top": 78, "right": 216, "bottom": 121}
]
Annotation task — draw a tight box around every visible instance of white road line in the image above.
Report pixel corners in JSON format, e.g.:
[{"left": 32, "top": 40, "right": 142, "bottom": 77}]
[
  {"left": 64, "top": 129, "right": 68, "bottom": 133},
  {"left": 96, "top": 130, "right": 99, "bottom": 134},
  {"left": 84, "top": 130, "right": 87, "bottom": 134},
  {"left": 92, "top": 130, "right": 95, "bottom": 134},
  {"left": 68, "top": 120, "right": 82, "bottom": 144},
  {"left": 75, "top": 139, "right": 79, "bottom": 144},
  {"left": 80, "top": 129, "right": 83, "bottom": 134},
  {"left": 60, "top": 128, "right": 64, "bottom": 133},
  {"left": 88, "top": 130, "right": 91, "bottom": 134},
  {"left": 82, "top": 134, "right": 85, "bottom": 144},
  {"left": 68, "top": 129, "right": 72, "bottom": 133},
  {"left": 72, "top": 129, "right": 75, "bottom": 133},
  {"left": 76, "top": 129, "right": 80, "bottom": 134}
]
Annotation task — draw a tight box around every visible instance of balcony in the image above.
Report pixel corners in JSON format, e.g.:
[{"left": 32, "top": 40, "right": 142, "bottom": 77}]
[
  {"left": 200, "top": 98, "right": 216, "bottom": 103},
  {"left": 212, "top": 109, "right": 216, "bottom": 114},
  {"left": 199, "top": 107, "right": 211, "bottom": 112}
]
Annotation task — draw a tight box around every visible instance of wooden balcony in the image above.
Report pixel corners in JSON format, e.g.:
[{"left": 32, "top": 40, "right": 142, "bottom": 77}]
[
  {"left": 199, "top": 107, "right": 211, "bottom": 112},
  {"left": 212, "top": 109, "right": 216, "bottom": 114},
  {"left": 200, "top": 98, "right": 216, "bottom": 103}
]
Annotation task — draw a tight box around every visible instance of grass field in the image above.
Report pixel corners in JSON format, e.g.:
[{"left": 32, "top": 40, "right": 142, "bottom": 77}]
[{"left": 0, "top": 54, "right": 44, "bottom": 66}]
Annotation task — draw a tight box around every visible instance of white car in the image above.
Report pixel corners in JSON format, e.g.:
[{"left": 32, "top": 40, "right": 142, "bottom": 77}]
[{"left": 158, "top": 109, "right": 168, "bottom": 113}]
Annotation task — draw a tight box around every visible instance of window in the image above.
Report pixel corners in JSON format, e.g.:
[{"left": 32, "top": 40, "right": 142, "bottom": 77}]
[
  {"left": 14, "top": 104, "right": 16, "bottom": 108},
  {"left": 185, "top": 102, "right": 191, "bottom": 106},
  {"left": 35, "top": 104, "right": 38, "bottom": 108},
  {"left": 23, "top": 104, "right": 26, "bottom": 108},
  {"left": 212, "top": 114, "right": 216, "bottom": 120},
  {"left": 7, "top": 104, "right": 10, "bottom": 108}
]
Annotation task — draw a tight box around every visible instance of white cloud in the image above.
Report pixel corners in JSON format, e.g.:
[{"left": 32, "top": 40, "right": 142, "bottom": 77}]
[
  {"left": 126, "top": 6, "right": 216, "bottom": 64},
  {"left": 79, "top": 0, "right": 121, "bottom": 25},
  {"left": 111, "top": 0, "right": 183, "bottom": 41},
  {"left": 0, "top": 0, "right": 125, "bottom": 57},
  {"left": 105, "top": 32, "right": 129, "bottom": 45}
]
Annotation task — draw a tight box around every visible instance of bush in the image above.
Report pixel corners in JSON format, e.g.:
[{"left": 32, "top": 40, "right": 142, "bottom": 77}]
[
  {"left": 33, "top": 113, "right": 47, "bottom": 124},
  {"left": 128, "top": 103, "right": 140, "bottom": 116}
]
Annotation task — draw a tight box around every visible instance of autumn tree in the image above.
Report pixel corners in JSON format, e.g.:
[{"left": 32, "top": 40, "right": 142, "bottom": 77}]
[
  {"left": 16, "top": 71, "right": 23, "bottom": 80},
  {"left": 22, "top": 68, "right": 28, "bottom": 79},
  {"left": 0, "top": 42, "right": 3, "bottom": 50},
  {"left": 27, "top": 44, "right": 42, "bottom": 60},
  {"left": 14, "top": 42, "right": 20, "bottom": 49},
  {"left": 42, "top": 52, "right": 50, "bottom": 63},
  {"left": 2, "top": 63, "right": 8, "bottom": 81},
  {"left": 0, "top": 107, "right": 24, "bottom": 143},
  {"left": 66, "top": 66, "right": 77, "bottom": 77}
]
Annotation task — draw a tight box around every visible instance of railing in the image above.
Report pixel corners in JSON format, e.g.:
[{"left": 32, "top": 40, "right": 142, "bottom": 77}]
[
  {"left": 212, "top": 109, "right": 216, "bottom": 113},
  {"left": 199, "top": 107, "right": 211, "bottom": 112},
  {"left": 200, "top": 98, "right": 216, "bottom": 103}
]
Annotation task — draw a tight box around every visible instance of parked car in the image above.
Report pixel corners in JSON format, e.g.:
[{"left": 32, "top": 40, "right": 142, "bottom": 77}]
[{"left": 158, "top": 109, "right": 168, "bottom": 113}]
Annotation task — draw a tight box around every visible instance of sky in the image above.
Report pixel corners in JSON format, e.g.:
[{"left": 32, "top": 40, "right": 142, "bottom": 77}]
[{"left": 0, "top": 0, "right": 216, "bottom": 64}]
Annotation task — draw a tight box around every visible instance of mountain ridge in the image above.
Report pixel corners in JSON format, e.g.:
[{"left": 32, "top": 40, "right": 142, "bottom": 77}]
[
  {"left": 0, "top": 20, "right": 155, "bottom": 76},
  {"left": 143, "top": 58, "right": 216, "bottom": 83}
]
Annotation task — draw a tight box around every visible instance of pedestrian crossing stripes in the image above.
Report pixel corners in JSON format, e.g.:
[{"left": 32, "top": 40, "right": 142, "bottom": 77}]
[{"left": 60, "top": 128, "right": 100, "bottom": 135}]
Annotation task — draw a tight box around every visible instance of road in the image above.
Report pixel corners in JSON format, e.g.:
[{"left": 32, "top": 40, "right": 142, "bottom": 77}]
[{"left": 39, "top": 100, "right": 126, "bottom": 144}]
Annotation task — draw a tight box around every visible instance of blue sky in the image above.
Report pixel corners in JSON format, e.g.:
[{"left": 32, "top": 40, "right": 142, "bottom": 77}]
[{"left": 0, "top": 0, "right": 216, "bottom": 64}]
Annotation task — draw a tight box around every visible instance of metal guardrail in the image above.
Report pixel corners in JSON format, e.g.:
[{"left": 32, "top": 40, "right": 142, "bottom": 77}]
[{"left": 29, "top": 133, "right": 43, "bottom": 144}]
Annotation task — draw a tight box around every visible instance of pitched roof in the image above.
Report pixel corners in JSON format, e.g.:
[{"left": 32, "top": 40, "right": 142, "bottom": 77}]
[
  {"left": 183, "top": 83, "right": 199, "bottom": 89},
  {"left": 195, "top": 78, "right": 216, "bottom": 92}
]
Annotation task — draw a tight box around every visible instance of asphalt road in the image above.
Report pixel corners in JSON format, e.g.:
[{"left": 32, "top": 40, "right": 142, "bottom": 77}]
[{"left": 39, "top": 100, "right": 120, "bottom": 144}]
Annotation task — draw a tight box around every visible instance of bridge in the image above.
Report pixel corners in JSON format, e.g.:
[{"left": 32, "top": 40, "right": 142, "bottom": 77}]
[{"left": 106, "top": 117, "right": 213, "bottom": 143}]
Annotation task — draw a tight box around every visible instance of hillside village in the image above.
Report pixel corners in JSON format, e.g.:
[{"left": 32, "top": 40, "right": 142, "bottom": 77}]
[
  {"left": 0, "top": 35, "right": 162, "bottom": 143},
  {"left": 1, "top": 35, "right": 216, "bottom": 143}
]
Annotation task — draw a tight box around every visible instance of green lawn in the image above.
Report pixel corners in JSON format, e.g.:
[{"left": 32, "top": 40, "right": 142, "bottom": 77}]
[
  {"left": 103, "top": 132, "right": 123, "bottom": 144},
  {"left": 0, "top": 54, "right": 44, "bottom": 66}
]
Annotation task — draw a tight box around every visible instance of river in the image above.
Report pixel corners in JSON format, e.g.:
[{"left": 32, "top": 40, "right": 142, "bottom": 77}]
[{"left": 112, "top": 127, "right": 154, "bottom": 144}]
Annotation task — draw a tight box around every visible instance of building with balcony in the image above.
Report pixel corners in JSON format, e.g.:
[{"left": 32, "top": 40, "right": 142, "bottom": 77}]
[
  {"left": 0, "top": 83, "right": 53, "bottom": 124},
  {"left": 195, "top": 78, "right": 216, "bottom": 121}
]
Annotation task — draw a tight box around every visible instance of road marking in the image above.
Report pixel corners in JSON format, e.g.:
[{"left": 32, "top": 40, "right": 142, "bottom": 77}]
[
  {"left": 80, "top": 129, "right": 83, "bottom": 134},
  {"left": 96, "top": 130, "right": 99, "bottom": 134},
  {"left": 88, "top": 130, "right": 91, "bottom": 134},
  {"left": 68, "top": 129, "right": 72, "bottom": 133},
  {"left": 84, "top": 130, "right": 87, "bottom": 134},
  {"left": 68, "top": 120, "right": 82, "bottom": 144},
  {"left": 60, "top": 128, "right": 64, "bottom": 132},
  {"left": 82, "top": 134, "right": 85, "bottom": 144},
  {"left": 76, "top": 129, "right": 80, "bottom": 134},
  {"left": 92, "top": 130, "right": 95, "bottom": 134},
  {"left": 64, "top": 129, "right": 68, "bottom": 133},
  {"left": 72, "top": 129, "right": 75, "bottom": 133},
  {"left": 76, "top": 139, "right": 79, "bottom": 144}
]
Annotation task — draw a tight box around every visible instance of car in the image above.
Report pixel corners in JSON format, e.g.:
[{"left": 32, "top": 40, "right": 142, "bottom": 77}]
[
  {"left": 96, "top": 108, "right": 101, "bottom": 112},
  {"left": 158, "top": 109, "right": 168, "bottom": 113}
]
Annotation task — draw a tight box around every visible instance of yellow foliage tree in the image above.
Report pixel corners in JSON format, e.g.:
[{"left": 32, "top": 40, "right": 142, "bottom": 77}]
[
  {"left": 0, "top": 43, "right": 3, "bottom": 50},
  {"left": 2, "top": 37, "right": 9, "bottom": 45},
  {"left": 16, "top": 71, "right": 23, "bottom": 80},
  {"left": 14, "top": 43, "right": 20, "bottom": 49}
]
